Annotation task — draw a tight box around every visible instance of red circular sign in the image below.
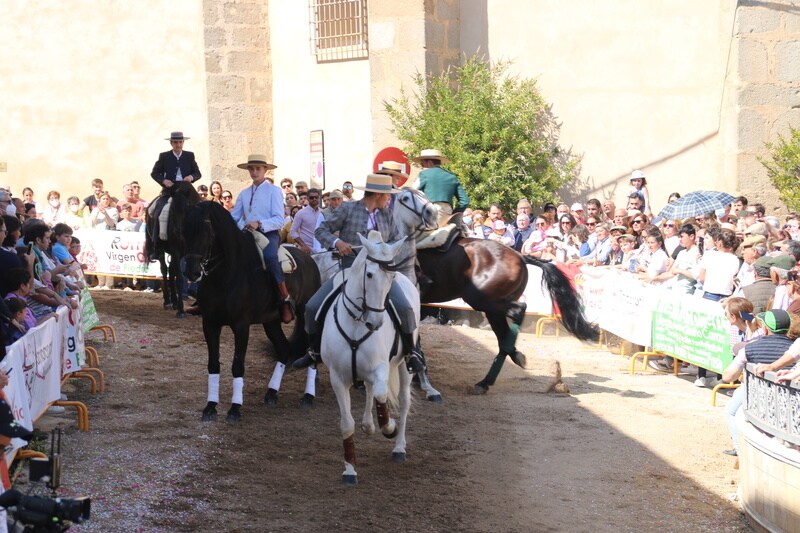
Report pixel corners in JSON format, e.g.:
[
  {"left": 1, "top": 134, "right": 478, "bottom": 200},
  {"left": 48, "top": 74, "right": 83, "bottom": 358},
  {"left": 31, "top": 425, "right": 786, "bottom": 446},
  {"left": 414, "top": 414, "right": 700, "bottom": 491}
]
[{"left": 373, "top": 147, "right": 410, "bottom": 187}]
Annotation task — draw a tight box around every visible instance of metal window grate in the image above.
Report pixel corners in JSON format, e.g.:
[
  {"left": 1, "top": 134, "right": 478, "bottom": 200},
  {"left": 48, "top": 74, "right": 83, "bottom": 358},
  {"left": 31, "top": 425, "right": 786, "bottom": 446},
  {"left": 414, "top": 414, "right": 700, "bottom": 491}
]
[{"left": 309, "top": 0, "right": 368, "bottom": 62}]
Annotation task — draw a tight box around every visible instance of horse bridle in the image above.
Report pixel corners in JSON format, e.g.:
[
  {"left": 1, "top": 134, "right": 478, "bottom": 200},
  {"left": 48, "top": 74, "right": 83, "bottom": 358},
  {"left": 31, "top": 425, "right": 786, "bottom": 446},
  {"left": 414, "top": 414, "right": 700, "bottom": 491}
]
[
  {"left": 340, "top": 254, "right": 404, "bottom": 322},
  {"left": 397, "top": 191, "right": 436, "bottom": 239}
]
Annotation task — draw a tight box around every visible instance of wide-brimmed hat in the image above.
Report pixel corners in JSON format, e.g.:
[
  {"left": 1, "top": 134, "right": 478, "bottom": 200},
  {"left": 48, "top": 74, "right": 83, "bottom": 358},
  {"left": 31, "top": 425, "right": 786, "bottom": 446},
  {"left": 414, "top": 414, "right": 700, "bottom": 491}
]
[
  {"left": 741, "top": 235, "right": 766, "bottom": 248},
  {"left": 165, "top": 131, "right": 190, "bottom": 141},
  {"left": 630, "top": 170, "right": 647, "bottom": 183},
  {"left": 354, "top": 174, "right": 400, "bottom": 194},
  {"left": 237, "top": 154, "right": 278, "bottom": 170},
  {"left": 413, "top": 149, "right": 449, "bottom": 164},
  {"left": 376, "top": 161, "right": 409, "bottom": 177},
  {"left": 328, "top": 189, "right": 344, "bottom": 199}
]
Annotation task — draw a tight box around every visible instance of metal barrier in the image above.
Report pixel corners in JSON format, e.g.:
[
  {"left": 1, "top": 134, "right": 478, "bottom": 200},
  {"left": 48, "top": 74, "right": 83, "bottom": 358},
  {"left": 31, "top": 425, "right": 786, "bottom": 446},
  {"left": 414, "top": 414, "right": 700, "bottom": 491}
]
[{"left": 744, "top": 363, "right": 800, "bottom": 448}]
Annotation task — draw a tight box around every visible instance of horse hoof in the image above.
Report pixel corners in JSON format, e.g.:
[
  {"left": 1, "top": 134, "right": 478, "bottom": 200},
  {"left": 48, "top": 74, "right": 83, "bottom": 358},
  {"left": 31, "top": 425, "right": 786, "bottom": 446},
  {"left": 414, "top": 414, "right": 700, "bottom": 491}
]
[
  {"left": 342, "top": 474, "right": 358, "bottom": 486},
  {"left": 226, "top": 405, "right": 241, "bottom": 424},
  {"left": 300, "top": 393, "right": 314, "bottom": 409},
  {"left": 176, "top": 311, "right": 186, "bottom": 319},
  {"left": 511, "top": 351, "right": 528, "bottom": 368},
  {"left": 392, "top": 452, "right": 406, "bottom": 464},
  {"left": 471, "top": 383, "right": 489, "bottom": 395},
  {"left": 264, "top": 388, "right": 278, "bottom": 406},
  {"left": 382, "top": 426, "right": 398, "bottom": 440},
  {"left": 361, "top": 424, "right": 375, "bottom": 436},
  {"left": 201, "top": 406, "right": 217, "bottom": 422},
  {"left": 163, "top": 303, "right": 172, "bottom": 310},
  {"left": 426, "top": 394, "right": 444, "bottom": 403}
]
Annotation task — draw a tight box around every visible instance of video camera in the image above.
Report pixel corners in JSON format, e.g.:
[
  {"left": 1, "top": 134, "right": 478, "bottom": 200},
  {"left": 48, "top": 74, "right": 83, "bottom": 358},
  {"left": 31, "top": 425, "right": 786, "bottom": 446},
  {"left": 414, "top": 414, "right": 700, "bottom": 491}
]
[{"left": 0, "top": 430, "right": 90, "bottom": 532}]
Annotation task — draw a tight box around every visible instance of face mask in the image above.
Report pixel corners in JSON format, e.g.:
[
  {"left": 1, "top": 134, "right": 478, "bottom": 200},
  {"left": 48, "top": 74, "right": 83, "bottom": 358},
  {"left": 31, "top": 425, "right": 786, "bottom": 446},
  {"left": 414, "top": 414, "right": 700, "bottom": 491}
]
[
  {"left": 49, "top": 199, "right": 60, "bottom": 208},
  {"left": 70, "top": 205, "right": 79, "bottom": 213},
  {"left": 5, "top": 203, "right": 15, "bottom": 216},
  {"left": 463, "top": 216, "right": 472, "bottom": 226}
]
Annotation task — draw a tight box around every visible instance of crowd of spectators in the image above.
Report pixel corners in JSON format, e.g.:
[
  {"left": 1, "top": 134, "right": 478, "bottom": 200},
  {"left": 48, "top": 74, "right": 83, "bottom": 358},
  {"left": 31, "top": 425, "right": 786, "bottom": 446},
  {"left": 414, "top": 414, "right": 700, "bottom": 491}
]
[{"left": 455, "top": 170, "right": 800, "bottom": 394}]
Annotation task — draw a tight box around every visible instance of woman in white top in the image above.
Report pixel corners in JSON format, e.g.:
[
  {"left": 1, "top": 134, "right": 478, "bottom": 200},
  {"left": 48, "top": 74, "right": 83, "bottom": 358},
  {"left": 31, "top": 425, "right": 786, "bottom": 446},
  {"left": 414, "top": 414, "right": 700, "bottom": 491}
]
[
  {"left": 636, "top": 231, "right": 669, "bottom": 282},
  {"left": 90, "top": 192, "right": 118, "bottom": 231}
]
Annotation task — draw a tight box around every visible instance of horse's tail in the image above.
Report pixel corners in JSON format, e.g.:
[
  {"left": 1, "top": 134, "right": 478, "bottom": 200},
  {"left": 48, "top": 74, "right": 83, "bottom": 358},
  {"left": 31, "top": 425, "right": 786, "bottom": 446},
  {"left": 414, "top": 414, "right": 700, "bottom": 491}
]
[{"left": 522, "top": 256, "right": 600, "bottom": 342}]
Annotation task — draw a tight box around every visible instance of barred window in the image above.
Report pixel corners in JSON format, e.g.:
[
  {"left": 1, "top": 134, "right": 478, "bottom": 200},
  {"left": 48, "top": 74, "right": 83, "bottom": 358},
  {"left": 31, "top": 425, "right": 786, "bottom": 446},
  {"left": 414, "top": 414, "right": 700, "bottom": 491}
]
[{"left": 309, "top": 0, "right": 368, "bottom": 62}]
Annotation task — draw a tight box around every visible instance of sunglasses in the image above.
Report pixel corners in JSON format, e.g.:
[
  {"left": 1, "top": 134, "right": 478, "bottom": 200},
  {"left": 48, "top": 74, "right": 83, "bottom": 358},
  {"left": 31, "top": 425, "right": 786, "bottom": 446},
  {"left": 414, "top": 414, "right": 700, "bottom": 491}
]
[
  {"left": 222, "top": 195, "right": 232, "bottom": 200},
  {"left": 632, "top": 219, "right": 644, "bottom": 224},
  {"left": 343, "top": 186, "right": 353, "bottom": 190},
  {"left": 664, "top": 223, "right": 675, "bottom": 228},
  {"left": 282, "top": 184, "right": 292, "bottom": 189},
  {"left": 307, "top": 196, "right": 319, "bottom": 200},
  {"left": 586, "top": 222, "right": 596, "bottom": 227}
]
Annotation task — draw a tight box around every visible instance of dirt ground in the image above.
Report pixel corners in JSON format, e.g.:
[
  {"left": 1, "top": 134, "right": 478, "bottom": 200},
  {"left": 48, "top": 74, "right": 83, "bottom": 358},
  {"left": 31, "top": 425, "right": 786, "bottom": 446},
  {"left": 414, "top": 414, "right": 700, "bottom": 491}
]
[{"left": 28, "top": 290, "right": 751, "bottom": 532}]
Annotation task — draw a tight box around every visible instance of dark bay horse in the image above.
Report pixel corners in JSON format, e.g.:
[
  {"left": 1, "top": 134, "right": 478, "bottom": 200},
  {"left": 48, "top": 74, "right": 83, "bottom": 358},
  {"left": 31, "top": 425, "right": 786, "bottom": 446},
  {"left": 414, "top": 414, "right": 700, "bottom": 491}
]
[
  {"left": 144, "top": 181, "right": 199, "bottom": 318},
  {"left": 418, "top": 236, "right": 599, "bottom": 394},
  {"left": 183, "top": 201, "right": 321, "bottom": 422}
]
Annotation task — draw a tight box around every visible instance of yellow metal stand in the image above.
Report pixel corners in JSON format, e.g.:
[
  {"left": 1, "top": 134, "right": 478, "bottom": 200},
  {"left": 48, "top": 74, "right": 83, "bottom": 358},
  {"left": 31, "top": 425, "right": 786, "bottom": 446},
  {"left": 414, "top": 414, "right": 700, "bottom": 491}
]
[
  {"left": 51, "top": 401, "right": 89, "bottom": 431},
  {"left": 629, "top": 350, "right": 669, "bottom": 375},
  {"left": 90, "top": 324, "right": 117, "bottom": 343},
  {"left": 712, "top": 382, "right": 740, "bottom": 407},
  {"left": 535, "top": 314, "right": 561, "bottom": 338}
]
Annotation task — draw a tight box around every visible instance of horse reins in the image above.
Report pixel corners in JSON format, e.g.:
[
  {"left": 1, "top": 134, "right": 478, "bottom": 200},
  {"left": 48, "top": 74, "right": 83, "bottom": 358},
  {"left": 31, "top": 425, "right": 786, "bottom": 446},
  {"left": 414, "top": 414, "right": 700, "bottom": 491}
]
[{"left": 335, "top": 253, "right": 402, "bottom": 384}]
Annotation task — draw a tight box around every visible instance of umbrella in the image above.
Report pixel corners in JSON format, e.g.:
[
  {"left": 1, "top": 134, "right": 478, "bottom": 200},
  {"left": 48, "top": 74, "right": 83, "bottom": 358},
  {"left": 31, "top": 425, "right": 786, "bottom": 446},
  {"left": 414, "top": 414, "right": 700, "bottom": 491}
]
[{"left": 657, "top": 190, "right": 737, "bottom": 220}]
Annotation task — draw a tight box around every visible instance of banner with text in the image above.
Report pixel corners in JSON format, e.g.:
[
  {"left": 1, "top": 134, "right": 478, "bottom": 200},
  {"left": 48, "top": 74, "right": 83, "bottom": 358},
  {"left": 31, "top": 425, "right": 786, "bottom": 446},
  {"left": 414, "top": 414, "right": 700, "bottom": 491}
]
[
  {"left": 75, "top": 229, "right": 163, "bottom": 278},
  {"left": 651, "top": 291, "right": 733, "bottom": 374},
  {"left": 577, "top": 267, "right": 658, "bottom": 347}
]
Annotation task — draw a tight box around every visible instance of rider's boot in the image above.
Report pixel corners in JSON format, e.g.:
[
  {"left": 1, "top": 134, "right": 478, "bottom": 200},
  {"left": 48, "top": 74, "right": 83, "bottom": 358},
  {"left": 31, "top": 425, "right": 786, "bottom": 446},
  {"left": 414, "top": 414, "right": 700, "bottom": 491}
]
[
  {"left": 293, "top": 333, "right": 321, "bottom": 369},
  {"left": 277, "top": 281, "right": 294, "bottom": 324},
  {"left": 401, "top": 332, "right": 425, "bottom": 374}
]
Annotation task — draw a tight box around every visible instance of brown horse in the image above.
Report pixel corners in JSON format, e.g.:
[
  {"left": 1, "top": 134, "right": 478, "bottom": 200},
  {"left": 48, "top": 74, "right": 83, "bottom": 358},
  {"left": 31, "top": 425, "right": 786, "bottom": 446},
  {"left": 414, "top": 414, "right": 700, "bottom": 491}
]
[{"left": 417, "top": 237, "right": 599, "bottom": 394}]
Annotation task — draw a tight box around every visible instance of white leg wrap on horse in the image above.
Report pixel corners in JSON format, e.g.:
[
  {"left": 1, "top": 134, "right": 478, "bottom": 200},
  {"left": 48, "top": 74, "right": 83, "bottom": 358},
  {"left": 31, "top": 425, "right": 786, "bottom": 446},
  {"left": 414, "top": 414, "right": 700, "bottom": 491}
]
[
  {"left": 158, "top": 198, "right": 172, "bottom": 240},
  {"left": 232, "top": 377, "right": 244, "bottom": 405},
  {"left": 207, "top": 374, "right": 220, "bottom": 404},
  {"left": 268, "top": 362, "right": 285, "bottom": 391},
  {"left": 305, "top": 367, "right": 317, "bottom": 397}
]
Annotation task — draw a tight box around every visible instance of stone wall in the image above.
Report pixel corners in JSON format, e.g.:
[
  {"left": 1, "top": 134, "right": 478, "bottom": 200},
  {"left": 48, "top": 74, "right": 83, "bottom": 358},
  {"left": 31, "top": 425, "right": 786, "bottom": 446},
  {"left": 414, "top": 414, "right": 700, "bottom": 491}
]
[
  {"left": 735, "top": 1, "right": 800, "bottom": 212},
  {"left": 204, "top": 0, "right": 273, "bottom": 188}
]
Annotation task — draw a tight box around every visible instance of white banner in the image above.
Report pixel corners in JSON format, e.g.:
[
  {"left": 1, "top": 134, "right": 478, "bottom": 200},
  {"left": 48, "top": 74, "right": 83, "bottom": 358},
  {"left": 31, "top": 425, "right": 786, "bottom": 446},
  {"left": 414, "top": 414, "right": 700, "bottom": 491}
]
[
  {"left": 1, "top": 298, "right": 90, "bottom": 461},
  {"left": 576, "top": 267, "right": 659, "bottom": 347},
  {"left": 74, "top": 228, "right": 163, "bottom": 278}
]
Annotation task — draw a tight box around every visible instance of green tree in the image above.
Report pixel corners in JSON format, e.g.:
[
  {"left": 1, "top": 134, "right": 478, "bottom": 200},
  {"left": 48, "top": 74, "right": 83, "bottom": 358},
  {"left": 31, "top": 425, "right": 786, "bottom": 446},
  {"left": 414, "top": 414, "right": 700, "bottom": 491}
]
[
  {"left": 760, "top": 127, "right": 800, "bottom": 212},
  {"left": 384, "top": 56, "right": 580, "bottom": 212}
]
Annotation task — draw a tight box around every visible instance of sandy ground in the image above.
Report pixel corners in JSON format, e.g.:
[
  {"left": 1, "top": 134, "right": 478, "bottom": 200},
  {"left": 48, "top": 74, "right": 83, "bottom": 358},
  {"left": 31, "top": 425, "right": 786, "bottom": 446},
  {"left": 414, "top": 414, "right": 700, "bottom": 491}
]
[{"left": 26, "top": 290, "right": 751, "bottom": 532}]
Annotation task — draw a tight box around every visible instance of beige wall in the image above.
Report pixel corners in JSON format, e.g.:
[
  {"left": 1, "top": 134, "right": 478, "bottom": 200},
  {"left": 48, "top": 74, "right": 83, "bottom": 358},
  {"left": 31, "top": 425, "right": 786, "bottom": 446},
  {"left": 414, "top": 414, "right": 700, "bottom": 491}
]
[
  {"left": 269, "top": 0, "right": 372, "bottom": 192},
  {"left": 460, "top": 0, "right": 739, "bottom": 211},
  {"left": 0, "top": 0, "right": 210, "bottom": 203}
]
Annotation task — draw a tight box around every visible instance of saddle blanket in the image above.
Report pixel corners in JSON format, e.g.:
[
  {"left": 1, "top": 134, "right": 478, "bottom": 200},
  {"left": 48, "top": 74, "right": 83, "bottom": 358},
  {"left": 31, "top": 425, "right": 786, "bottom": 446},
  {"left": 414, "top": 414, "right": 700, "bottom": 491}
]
[{"left": 251, "top": 230, "right": 297, "bottom": 274}]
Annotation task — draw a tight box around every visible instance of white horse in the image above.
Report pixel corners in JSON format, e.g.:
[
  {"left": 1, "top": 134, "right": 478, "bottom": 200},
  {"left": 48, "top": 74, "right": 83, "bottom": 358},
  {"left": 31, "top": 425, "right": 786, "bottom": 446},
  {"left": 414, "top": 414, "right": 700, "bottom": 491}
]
[
  {"left": 322, "top": 231, "right": 418, "bottom": 485},
  {"left": 311, "top": 188, "right": 443, "bottom": 402}
]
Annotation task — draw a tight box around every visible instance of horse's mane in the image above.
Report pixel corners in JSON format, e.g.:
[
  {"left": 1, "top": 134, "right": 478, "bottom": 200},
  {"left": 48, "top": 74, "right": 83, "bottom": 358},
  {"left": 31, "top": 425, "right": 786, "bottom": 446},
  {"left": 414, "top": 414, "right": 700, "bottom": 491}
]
[
  {"left": 166, "top": 182, "right": 201, "bottom": 249},
  {"left": 185, "top": 201, "right": 262, "bottom": 277}
]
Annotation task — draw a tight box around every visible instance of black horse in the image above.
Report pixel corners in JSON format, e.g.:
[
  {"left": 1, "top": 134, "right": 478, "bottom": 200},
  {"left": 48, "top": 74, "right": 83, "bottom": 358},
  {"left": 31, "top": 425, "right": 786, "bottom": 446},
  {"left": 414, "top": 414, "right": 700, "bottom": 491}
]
[
  {"left": 144, "top": 181, "right": 199, "bottom": 318},
  {"left": 418, "top": 237, "right": 599, "bottom": 394},
  {"left": 183, "top": 201, "right": 321, "bottom": 422}
]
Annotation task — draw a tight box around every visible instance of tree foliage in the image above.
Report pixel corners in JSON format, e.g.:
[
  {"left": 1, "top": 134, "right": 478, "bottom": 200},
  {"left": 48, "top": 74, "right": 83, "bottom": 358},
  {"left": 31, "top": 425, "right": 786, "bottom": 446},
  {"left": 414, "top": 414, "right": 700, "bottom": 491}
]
[
  {"left": 760, "top": 127, "right": 800, "bottom": 212},
  {"left": 384, "top": 56, "right": 580, "bottom": 212}
]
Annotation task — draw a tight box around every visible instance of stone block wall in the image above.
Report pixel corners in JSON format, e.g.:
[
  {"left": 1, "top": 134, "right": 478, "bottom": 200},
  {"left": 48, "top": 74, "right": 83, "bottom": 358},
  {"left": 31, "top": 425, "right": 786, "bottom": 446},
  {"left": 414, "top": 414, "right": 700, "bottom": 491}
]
[
  {"left": 204, "top": 0, "right": 273, "bottom": 187},
  {"left": 736, "top": 2, "right": 800, "bottom": 212}
]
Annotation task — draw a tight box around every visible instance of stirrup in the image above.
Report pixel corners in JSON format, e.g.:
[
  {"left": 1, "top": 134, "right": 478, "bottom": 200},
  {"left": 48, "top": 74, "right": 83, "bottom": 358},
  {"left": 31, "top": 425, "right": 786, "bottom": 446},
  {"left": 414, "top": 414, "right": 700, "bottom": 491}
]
[
  {"left": 405, "top": 351, "right": 425, "bottom": 374},
  {"left": 293, "top": 350, "right": 320, "bottom": 369}
]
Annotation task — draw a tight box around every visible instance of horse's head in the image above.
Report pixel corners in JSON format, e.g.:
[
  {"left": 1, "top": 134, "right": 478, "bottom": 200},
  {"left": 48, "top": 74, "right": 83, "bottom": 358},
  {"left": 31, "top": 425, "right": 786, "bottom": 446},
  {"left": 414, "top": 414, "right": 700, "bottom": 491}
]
[
  {"left": 394, "top": 188, "right": 438, "bottom": 236},
  {"left": 350, "top": 231, "right": 407, "bottom": 331},
  {"left": 183, "top": 203, "right": 215, "bottom": 282}
]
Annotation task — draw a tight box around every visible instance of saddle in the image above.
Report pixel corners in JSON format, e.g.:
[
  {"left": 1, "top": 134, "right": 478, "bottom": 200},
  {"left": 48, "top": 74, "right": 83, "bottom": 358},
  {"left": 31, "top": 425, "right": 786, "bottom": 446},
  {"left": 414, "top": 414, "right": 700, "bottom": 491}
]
[
  {"left": 250, "top": 230, "right": 297, "bottom": 274},
  {"left": 416, "top": 223, "right": 461, "bottom": 252},
  {"left": 145, "top": 197, "right": 172, "bottom": 241}
]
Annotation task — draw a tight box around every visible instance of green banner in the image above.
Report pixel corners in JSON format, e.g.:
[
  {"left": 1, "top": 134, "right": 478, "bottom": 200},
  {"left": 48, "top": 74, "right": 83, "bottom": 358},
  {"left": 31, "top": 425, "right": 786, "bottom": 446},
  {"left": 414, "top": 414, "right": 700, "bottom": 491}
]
[
  {"left": 651, "top": 292, "right": 733, "bottom": 374},
  {"left": 80, "top": 288, "right": 101, "bottom": 333}
]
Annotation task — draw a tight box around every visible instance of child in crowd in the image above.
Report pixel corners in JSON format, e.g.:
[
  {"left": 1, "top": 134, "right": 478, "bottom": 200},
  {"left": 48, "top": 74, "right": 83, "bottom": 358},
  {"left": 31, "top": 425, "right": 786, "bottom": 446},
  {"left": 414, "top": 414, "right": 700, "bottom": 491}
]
[
  {"left": 3, "top": 298, "right": 28, "bottom": 344},
  {"left": 629, "top": 170, "right": 651, "bottom": 217},
  {"left": 64, "top": 196, "right": 88, "bottom": 230},
  {"left": 488, "top": 220, "right": 515, "bottom": 247},
  {"left": 116, "top": 203, "right": 141, "bottom": 232},
  {"left": 4, "top": 269, "right": 55, "bottom": 327}
]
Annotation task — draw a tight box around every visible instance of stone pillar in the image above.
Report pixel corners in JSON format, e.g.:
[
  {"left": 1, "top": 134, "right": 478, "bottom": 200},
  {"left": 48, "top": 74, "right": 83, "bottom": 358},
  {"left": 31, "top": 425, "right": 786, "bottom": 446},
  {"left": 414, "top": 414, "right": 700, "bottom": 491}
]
[
  {"left": 368, "top": 0, "right": 460, "bottom": 163},
  {"left": 204, "top": 0, "right": 273, "bottom": 187},
  {"left": 735, "top": 3, "right": 800, "bottom": 212}
]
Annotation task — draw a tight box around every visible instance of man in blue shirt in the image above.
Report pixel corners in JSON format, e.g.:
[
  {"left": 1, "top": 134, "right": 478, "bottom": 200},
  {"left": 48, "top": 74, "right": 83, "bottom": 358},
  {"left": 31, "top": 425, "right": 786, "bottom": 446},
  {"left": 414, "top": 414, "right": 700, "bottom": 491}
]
[{"left": 231, "top": 154, "right": 293, "bottom": 323}]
